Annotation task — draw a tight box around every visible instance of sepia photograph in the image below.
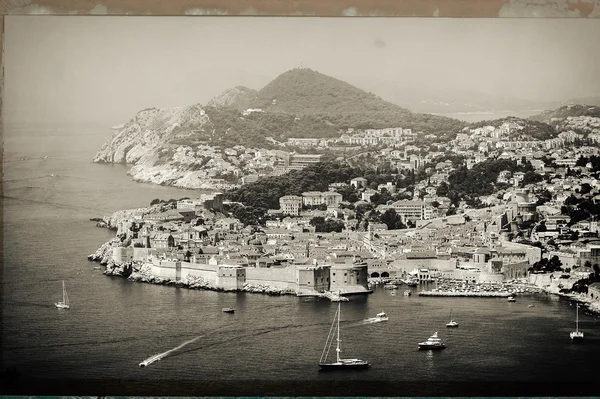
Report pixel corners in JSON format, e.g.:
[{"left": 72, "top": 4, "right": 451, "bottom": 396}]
[{"left": 2, "top": 8, "right": 600, "bottom": 396}]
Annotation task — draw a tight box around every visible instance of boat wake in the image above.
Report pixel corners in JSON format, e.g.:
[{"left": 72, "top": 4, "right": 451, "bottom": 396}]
[
  {"left": 361, "top": 318, "right": 387, "bottom": 324},
  {"left": 139, "top": 336, "right": 202, "bottom": 367}
]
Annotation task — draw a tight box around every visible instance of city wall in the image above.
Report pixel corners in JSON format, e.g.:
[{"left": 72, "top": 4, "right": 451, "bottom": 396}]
[{"left": 245, "top": 266, "right": 298, "bottom": 291}]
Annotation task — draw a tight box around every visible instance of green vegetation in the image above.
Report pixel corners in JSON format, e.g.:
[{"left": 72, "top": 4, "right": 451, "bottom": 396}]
[
  {"left": 560, "top": 194, "right": 600, "bottom": 226},
  {"left": 528, "top": 256, "right": 563, "bottom": 273},
  {"left": 530, "top": 105, "right": 600, "bottom": 122},
  {"left": 208, "top": 69, "right": 467, "bottom": 140},
  {"left": 470, "top": 116, "right": 557, "bottom": 141},
  {"left": 309, "top": 216, "right": 345, "bottom": 233},
  {"left": 225, "top": 161, "right": 363, "bottom": 210},
  {"left": 576, "top": 155, "right": 600, "bottom": 172},
  {"left": 446, "top": 159, "right": 542, "bottom": 206}
]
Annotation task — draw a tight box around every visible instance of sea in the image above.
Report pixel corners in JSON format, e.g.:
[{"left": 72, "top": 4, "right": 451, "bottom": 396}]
[{"left": 2, "top": 125, "right": 600, "bottom": 396}]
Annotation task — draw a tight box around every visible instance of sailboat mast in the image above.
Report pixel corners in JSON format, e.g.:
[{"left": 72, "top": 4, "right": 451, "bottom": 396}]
[
  {"left": 336, "top": 302, "right": 341, "bottom": 363},
  {"left": 576, "top": 304, "right": 579, "bottom": 332},
  {"left": 62, "top": 281, "right": 66, "bottom": 302}
]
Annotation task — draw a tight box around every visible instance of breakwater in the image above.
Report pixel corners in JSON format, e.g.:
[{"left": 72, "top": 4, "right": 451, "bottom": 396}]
[{"left": 419, "top": 291, "right": 514, "bottom": 297}]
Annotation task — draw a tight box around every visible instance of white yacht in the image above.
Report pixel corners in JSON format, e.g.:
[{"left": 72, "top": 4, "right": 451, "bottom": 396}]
[
  {"left": 570, "top": 303, "right": 584, "bottom": 340},
  {"left": 446, "top": 307, "right": 458, "bottom": 328},
  {"left": 319, "top": 303, "right": 371, "bottom": 370},
  {"left": 54, "top": 281, "right": 70, "bottom": 309},
  {"left": 418, "top": 332, "right": 446, "bottom": 350}
]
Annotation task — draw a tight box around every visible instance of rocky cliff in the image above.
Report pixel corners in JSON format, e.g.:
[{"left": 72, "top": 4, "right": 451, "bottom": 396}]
[
  {"left": 94, "top": 103, "right": 208, "bottom": 164},
  {"left": 93, "top": 104, "right": 241, "bottom": 189},
  {"left": 207, "top": 85, "right": 257, "bottom": 109}
]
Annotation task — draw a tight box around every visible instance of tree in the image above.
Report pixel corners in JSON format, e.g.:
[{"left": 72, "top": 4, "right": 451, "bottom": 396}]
[
  {"left": 150, "top": 198, "right": 161, "bottom": 206},
  {"left": 436, "top": 182, "right": 449, "bottom": 197},
  {"left": 380, "top": 209, "right": 406, "bottom": 230},
  {"left": 310, "top": 216, "right": 345, "bottom": 233}
]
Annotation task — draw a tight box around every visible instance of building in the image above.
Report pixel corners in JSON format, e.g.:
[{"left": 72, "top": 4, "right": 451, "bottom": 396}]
[
  {"left": 287, "top": 138, "right": 321, "bottom": 147},
  {"left": 302, "top": 191, "right": 324, "bottom": 206},
  {"left": 217, "top": 266, "right": 247, "bottom": 290},
  {"left": 588, "top": 282, "right": 600, "bottom": 301},
  {"left": 274, "top": 153, "right": 324, "bottom": 174},
  {"left": 329, "top": 263, "right": 370, "bottom": 294},
  {"left": 297, "top": 265, "right": 331, "bottom": 295},
  {"left": 350, "top": 177, "right": 368, "bottom": 189},
  {"left": 279, "top": 195, "right": 302, "bottom": 216},
  {"left": 390, "top": 200, "right": 427, "bottom": 221}
]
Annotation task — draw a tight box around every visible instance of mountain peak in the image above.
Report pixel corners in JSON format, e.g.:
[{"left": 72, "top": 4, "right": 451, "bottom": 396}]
[{"left": 245, "top": 68, "right": 410, "bottom": 116}]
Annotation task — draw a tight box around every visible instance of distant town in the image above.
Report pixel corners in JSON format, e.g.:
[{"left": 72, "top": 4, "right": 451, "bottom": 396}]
[{"left": 89, "top": 111, "right": 600, "bottom": 311}]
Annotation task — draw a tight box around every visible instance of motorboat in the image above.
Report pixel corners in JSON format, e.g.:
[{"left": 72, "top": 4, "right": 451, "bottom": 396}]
[
  {"left": 319, "top": 303, "right": 371, "bottom": 370},
  {"left": 403, "top": 291, "right": 412, "bottom": 296},
  {"left": 364, "top": 311, "right": 389, "bottom": 323},
  {"left": 222, "top": 307, "right": 235, "bottom": 313},
  {"left": 383, "top": 284, "right": 397, "bottom": 290},
  {"left": 507, "top": 296, "right": 516, "bottom": 302},
  {"left": 376, "top": 311, "right": 388, "bottom": 319},
  {"left": 418, "top": 332, "right": 446, "bottom": 350}
]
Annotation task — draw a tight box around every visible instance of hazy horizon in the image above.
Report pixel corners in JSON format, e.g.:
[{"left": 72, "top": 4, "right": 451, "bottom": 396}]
[{"left": 4, "top": 16, "right": 600, "bottom": 128}]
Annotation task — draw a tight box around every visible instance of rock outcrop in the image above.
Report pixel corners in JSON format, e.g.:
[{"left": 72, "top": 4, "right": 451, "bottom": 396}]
[
  {"left": 93, "top": 104, "right": 241, "bottom": 190},
  {"left": 87, "top": 237, "right": 123, "bottom": 264},
  {"left": 207, "top": 86, "right": 257, "bottom": 110},
  {"left": 94, "top": 104, "right": 209, "bottom": 164}
]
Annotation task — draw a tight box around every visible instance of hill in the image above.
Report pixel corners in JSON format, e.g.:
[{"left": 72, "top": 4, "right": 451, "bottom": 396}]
[
  {"left": 529, "top": 104, "right": 600, "bottom": 123},
  {"left": 249, "top": 68, "right": 410, "bottom": 116},
  {"left": 93, "top": 69, "right": 469, "bottom": 189},
  {"left": 207, "top": 86, "right": 257, "bottom": 109},
  {"left": 469, "top": 116, "right": 558, "bottom": 141}
]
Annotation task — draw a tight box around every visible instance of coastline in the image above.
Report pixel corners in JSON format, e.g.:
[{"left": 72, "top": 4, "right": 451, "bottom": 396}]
[
  {"left": 87, "top": 233, "right": 600, "bottom": 310},
  {"left": 88, "top": 237, "right": 298, "bottom": 297}
]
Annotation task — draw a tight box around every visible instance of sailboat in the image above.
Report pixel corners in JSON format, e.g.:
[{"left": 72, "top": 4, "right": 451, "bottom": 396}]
[
  {"left": 319, "top": 303, "right": 370, "bottom": 370},
  {"left": 54, "top": 280, "right": 70, "bottom": 309},
  {"left": 570, "top": 303, "right": 584, "bottom": 340},
  {"left": 446, "top": 307, "right": 459, "bottom": 328}
]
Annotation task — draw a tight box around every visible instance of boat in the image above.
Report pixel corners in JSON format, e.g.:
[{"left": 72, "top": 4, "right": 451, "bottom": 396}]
[
  {"left": 377, "top": 312, "right": 389, "bottom": 321},
  {"left": 401, "top": 278, "right": 418, "bottom": 287},
  {"left": 390, "top": 291, "right": 396, "bottom": 296},
  {"left": 222, "top": 307, "right": 235, "bottom": 313},
  {"left": 403, "top": 291, "right": 412, "bottom": 296},
  {"left": 54, "top": 280, "right": 70, "bottom": 309},
  {"left": 365, "top": 311, "right": 389, "bottom": 323},
  {"left": 319, "top": 303, "right": 371, "bottom": 370},
  {"left": 139, "top": 353, "right": 163, "bottom": 367},
  {"left": 383, "top": 284, "right": 397, "bottom": 290},
  {"left": 418, "top": 332, "right": 446, "bottom": 350},
  {"left": 446, "top": 307, "right": 458, "bottom": 328},
  {"left": 507, "top": 296, "right": 516, "bottom": 302},
  {"left": 527, "top": 304, "right": 535, "bottom": 308},
  {"left": 570, "top": 303, "right": 584, "bottom": 340}
]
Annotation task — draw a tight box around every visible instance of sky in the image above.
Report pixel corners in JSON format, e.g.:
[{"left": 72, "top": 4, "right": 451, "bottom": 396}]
[{"left": 4, "top": 16, "right": 600, "bottom": 128}]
